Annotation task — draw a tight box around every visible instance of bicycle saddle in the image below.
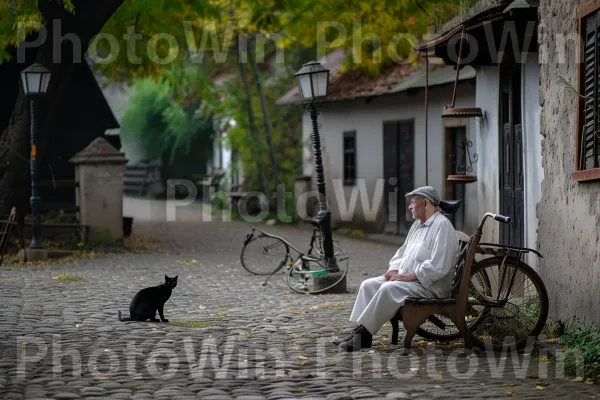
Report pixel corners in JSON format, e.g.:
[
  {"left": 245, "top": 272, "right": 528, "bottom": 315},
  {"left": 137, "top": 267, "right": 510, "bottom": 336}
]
[
  {"left": 439, "top": 199, "right": 463, "bottom": 214},
  {"left": 304, "top": 217, "right": 321, "bottom": 227}
]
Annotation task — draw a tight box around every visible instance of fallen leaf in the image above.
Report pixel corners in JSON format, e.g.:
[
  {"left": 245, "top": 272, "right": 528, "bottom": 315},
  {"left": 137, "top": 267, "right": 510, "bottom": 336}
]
[
  {"left": 437, "top": 369, "right": 443, "bottom": 375},
  {"left": 216, "top": 312, "right": 226, "bottom": 317},
  {"left": 291, "top": 346, "right": 300, "bottom": 350},
  {"left": 283, "top": 290, "right": 291, "bottom": 295},
  {"left": 535, "top": 386, "right": 546, "bottom": 390},
  {"left": 505, "top": 392, "right": 516, "bottom": 397},
  {"left": 504, "top": 383, "right": 515, "bottom": 387},
  {"left": 544, "top": 338, "right": 560, "bottom": 344},
  {"left": 199, "top": 305, "right": 206, "bottom": 310},
  {"left": 297, "top": 356, "right": 308, "bottom": 360},
  {"left": 177, "top": 259, "right": 198, "bottom": 265},
  {"left": 409, "top": 367, "right": 419, "bottom": 372}
]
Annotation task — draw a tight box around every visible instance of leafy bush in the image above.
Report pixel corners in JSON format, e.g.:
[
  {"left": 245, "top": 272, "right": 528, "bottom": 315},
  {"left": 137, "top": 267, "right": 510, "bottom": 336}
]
[
  {"left": 120, "top": 64, "right": 215, "bottom": 180},
  {"left": 559, "top": 320, "right": 600, "bottom": 382}
]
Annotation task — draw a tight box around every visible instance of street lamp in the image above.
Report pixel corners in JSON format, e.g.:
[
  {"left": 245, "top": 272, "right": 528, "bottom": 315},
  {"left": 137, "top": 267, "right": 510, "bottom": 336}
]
[
  {"left": 295, "top": 61, "right": 339, "bottom": 273},
  {"left": 20, "top": 63, "right": 51, "bottom": 251}
]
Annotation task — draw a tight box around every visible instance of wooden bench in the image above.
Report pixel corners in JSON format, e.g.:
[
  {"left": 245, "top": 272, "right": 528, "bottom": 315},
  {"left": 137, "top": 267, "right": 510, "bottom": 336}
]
[
  {"left": 389, "top": 231, "right": 474, "bottom": 351},
  {"left": 198, "top": 169, "right": 226, "bottom": 203}
]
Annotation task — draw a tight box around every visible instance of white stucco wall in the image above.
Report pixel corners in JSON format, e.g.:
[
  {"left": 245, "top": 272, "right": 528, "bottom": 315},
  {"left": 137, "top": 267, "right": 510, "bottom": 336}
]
[
  {"left": 473, "top": 66, "right": 501, "bottom": 242},
  {"left": 522, "top": 54, "right": 543, "bottom": 270},
  {"left": 301, "top": 81, "right": 477, "bottom": 231},
  {"left": 471, "top": 61, "right": 542, "bottom": 266}
]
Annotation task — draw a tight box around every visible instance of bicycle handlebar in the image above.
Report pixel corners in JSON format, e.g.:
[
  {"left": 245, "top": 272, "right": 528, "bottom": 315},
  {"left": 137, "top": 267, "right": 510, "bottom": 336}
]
[
  {"left": 494, "top": 214, "right": 511, "bottom": 224},
  {"left": 477, "top": 212, "right": 512, "bottom": 233}
]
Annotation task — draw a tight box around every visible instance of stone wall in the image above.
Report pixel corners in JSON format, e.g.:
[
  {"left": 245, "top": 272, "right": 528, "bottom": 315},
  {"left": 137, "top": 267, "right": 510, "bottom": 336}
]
[{"left": 538, "top": 0, "right": 600, "bottom": 323}]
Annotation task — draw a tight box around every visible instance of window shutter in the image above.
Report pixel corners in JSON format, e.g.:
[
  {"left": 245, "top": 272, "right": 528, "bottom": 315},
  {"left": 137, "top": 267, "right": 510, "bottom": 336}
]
[{"left": 581, "top": 12, "right": 600, "bottom": 170}]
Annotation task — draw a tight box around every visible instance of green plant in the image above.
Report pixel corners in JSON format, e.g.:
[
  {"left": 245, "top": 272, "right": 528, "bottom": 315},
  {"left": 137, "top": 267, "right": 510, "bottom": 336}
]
[
  {"left": 559, "top": 319, "right": 600, "bottom": 383},
  {"left": 120, "top": 63, "right": 215, "bottom": 178}
]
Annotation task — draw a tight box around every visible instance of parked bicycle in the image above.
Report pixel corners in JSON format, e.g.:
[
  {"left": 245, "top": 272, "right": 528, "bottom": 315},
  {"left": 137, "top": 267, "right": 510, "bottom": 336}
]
[
  {"left": 410, "top": 202, "right": 549, "bottom": 351},
  {"left": 240, "top": 217, "right": 349, "bottom": 294}
]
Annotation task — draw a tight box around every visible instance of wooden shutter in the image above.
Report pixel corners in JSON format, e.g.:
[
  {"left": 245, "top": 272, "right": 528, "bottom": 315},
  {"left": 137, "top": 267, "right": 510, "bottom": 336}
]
[{"left": 581, "top": 11, "right": 600, "bottom": 170}]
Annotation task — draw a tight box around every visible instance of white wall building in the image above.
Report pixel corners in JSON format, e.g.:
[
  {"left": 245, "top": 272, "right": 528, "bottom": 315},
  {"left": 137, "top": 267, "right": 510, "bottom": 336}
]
[{"left": 278, "top": 56, "right": 478, "bottom": 235}]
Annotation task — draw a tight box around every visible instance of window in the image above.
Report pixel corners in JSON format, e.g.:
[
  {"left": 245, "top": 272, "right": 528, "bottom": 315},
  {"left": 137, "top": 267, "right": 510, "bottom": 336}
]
[
  {"left": 343, "top": 131, "right": 356, "bottom": 185},
  {"left": 575, "top": 6, "right": 600, "bottom": 181}
]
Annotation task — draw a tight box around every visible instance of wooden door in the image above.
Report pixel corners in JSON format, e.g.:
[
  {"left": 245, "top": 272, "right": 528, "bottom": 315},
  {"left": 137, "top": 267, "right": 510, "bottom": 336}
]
[
  {"left": 383, "top": 120, "right": 414, "bottom": 235},
  {"left": 500, "top": 62, "right": 524, "bottom": 247}
]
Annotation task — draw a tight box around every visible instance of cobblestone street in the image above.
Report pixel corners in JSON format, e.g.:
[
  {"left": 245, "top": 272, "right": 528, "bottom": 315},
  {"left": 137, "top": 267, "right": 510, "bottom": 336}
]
[{"left": 0, "top": 198, "right": 598, "bottom": 399}]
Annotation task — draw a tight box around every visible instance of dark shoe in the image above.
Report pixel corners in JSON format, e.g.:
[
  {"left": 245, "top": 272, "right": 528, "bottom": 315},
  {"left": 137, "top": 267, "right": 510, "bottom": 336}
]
[
  {"left": 339, "top": 325, "right": 372, "bottom": 352},
  {"left": 331, "top": 325, "right": 360, "bottom": 345},
  {"left": 332, "top": 333, "right": 354, "bottom": 346}
]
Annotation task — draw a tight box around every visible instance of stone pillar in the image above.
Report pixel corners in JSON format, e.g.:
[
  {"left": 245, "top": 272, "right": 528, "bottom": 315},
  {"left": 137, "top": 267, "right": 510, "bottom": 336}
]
[{"left": 70, "top": 137, "right": 128, "bottom": 245}]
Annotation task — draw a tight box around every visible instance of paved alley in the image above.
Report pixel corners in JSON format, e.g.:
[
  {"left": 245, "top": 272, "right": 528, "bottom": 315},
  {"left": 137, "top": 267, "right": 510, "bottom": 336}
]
[{"left": 0, "top": 198, "right": 597, "bottom": 399}]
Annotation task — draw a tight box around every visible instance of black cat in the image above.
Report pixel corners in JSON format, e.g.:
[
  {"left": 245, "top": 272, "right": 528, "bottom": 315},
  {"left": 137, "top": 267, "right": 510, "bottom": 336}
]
[{"left": 118, "top": 275, "right": 178, "bottom": 322}]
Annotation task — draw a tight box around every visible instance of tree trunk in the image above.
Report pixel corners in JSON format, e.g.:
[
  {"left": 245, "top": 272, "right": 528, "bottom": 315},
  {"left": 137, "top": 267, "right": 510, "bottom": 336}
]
[
  {"left": 236, "top": 37, "right": 270, "bottom": 200},
  {"left": 247, "top": 37, "right": 280, "bottom": 192},
  {"left": 0, "top": 0, "right": 124, "bottom": 221}
]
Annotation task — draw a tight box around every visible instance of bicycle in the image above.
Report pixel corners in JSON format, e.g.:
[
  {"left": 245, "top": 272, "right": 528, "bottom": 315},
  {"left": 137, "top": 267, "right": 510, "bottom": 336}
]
[
  {"left": 240, "top": 218, "right": 349, "bottom": 294},
  {"left": 409, "top": 207, "right": 549, "bottom": 351}
]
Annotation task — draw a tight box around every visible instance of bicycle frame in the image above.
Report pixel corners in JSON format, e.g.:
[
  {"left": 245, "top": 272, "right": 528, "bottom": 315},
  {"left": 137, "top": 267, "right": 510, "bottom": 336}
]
[
  {"left": 465, "top": 215, "right": 544, "bottom": 309},
  {"left": 245, "top": 227, "right": 329, "bottom": 286}
]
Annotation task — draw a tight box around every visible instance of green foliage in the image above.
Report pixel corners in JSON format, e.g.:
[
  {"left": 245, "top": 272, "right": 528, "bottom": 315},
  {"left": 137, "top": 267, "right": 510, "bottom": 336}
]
[
  {"left": 196, "top": 53, "right": 303, "bottom": 194},
  {"left": 560, "top": 319, "right": 600, "bottom": 383},
  {"left": 120, "top": 63, "right": 215, "bottom": 175},
  {"left": 120, "top": 78, "right": 171, "bottom": 160}
]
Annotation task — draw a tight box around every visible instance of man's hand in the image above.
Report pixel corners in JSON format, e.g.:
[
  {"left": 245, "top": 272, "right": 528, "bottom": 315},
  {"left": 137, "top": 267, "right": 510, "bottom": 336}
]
[
  {"left": 389, "top": 273, "right": 418, "bottom": 282},
  {"left": 383, "top": 270, "right": 398, "bottom": 281}
]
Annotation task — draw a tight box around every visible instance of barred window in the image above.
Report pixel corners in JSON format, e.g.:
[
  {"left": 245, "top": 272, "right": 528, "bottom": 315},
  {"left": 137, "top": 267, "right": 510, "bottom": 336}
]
[{"left": 343, "top": 131, "right": 356, "bottom": 185}]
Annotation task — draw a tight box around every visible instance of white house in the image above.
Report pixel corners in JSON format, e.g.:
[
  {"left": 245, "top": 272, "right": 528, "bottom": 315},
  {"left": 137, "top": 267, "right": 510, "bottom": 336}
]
[
  {"left": 277, "top": 51, "right": 478, "bottom": 235},
  {"left": 415, "top": 0, "right": 543, "bottom": 269}
]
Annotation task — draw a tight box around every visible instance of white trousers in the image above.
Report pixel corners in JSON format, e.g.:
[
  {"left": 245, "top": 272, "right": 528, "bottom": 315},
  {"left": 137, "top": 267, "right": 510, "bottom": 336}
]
[{"left": 349, "top": 276, "right": 435, "bottom": 334}]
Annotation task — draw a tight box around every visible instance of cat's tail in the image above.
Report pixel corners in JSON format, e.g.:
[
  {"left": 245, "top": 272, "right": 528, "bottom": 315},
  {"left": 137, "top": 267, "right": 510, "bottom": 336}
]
[{"left": 118, "top": 311, "right": 132, "bottom": 322}]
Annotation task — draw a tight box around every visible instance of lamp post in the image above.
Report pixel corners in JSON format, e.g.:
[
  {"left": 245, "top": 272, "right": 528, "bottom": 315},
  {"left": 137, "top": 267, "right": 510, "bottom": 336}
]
[
  {"left": 295, "top": 61, "right": 339, "bottom": 273},
  {"left": 20, "top": 63, "right": 51, "bottom": 251}
]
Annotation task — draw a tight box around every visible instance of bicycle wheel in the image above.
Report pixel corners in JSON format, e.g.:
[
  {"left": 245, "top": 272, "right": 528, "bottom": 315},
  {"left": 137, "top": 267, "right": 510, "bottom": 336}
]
[
  {"left": 286, "top": 248, "right": 350, "bottom": 294},
  {"left": 307, "top": 229, "right": 342, "bottom": 258},
  {"left": 416, "top": 251, "right": 491, "bottom": 341},
  {"left": 468, "top": 256, "right": 549, "bottom": 352},
  {"left": 240, "top": 233, "right": 290, "bottom": 275}
]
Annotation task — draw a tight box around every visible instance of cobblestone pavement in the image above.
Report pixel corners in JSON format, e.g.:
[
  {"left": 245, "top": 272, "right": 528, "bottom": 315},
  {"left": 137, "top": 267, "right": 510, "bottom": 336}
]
[{"left": 0, "top": 198, "right": 598, "bottom": 399}]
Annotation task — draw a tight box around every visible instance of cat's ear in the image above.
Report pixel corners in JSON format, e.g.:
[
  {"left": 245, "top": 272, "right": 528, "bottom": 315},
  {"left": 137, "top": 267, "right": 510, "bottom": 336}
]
[
  {"left": 165, "top": 275, "right": 169, "bottom": 281},
  {"left": 174, "top": 275, "right": 178, "bottom": 280}
]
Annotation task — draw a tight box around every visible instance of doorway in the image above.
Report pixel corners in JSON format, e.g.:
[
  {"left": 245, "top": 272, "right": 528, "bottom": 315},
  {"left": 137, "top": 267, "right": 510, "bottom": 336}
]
[
  {"left": 499, "top": 61, "right": 524, "bottom": 247},
  {"left": 383, "top": 120, "right": 414, "bottom": 235},
  {"left": 444, "top": 125, "right": 467, "bottom": 232}
]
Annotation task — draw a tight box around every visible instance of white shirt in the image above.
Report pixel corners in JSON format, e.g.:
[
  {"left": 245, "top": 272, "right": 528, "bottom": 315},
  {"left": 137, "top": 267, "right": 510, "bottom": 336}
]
[{"left": 387, "top": 211, "right": 460, "bottom": 299}]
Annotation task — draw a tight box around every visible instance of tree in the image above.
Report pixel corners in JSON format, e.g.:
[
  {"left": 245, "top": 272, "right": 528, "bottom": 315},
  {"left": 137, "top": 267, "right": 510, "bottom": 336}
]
[
  {"left": 0, "top": 0, "right": 467, "bottom": 219},
  {"left": 0, "top": 0, "right": 222, "bottom": 218}
]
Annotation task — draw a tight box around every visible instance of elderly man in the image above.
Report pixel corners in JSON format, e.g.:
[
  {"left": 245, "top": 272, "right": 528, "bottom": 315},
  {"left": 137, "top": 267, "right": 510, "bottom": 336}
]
[{"left": 335, "top": 186, "right": 459, "bottom": 351}]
